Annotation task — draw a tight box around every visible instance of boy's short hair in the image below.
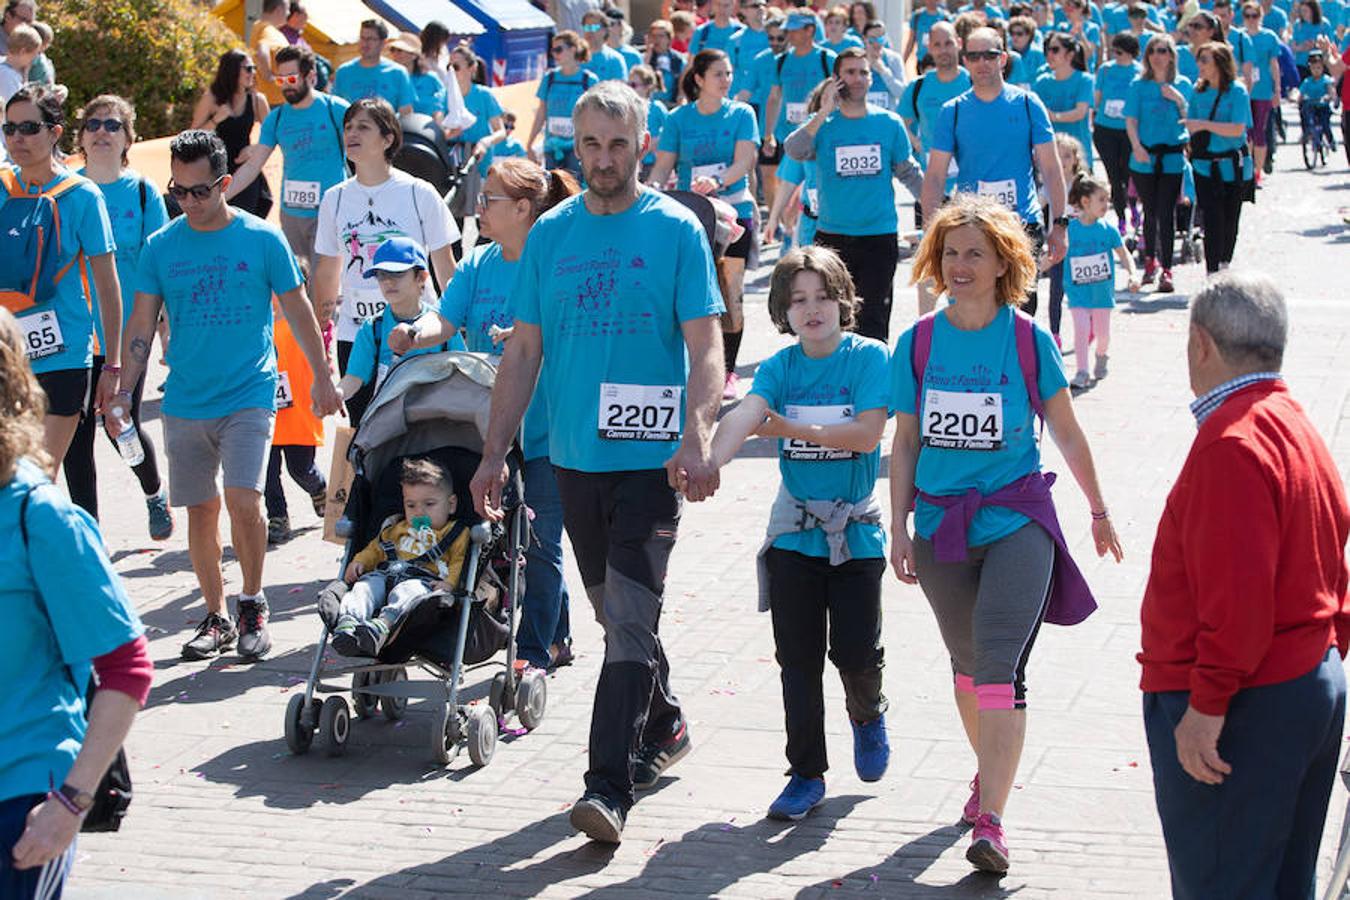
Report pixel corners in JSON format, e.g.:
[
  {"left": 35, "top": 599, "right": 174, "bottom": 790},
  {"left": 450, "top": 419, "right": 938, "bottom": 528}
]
[
  {"left": 767, "top": 245, "right": 858, "bottom": 334},
  {"left": 6, "top": 23, "right": 39, "bottom": 54},
  {"left": 401, "top": 458, "right": 454, "bottom": 494}
]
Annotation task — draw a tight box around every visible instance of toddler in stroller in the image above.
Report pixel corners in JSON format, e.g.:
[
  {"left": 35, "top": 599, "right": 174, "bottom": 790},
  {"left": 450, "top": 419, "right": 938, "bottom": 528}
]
[{"left": 328, "top": 457, "right": 472, "bottom": 658}]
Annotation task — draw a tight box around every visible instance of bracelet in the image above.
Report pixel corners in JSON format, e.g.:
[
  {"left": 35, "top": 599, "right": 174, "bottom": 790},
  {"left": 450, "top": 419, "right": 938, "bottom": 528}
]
[
  {"left": 48, "top": 788, "right": 83, "bottom": 817},
  {"left": 101, "top": 364, "right": 121, "bottom": 375},
  {"left": 1091, "top": 509, "right": 1110, "bottom": 520}
]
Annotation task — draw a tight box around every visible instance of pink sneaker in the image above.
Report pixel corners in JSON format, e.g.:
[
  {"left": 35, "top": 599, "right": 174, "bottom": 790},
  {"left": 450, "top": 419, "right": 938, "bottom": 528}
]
[
  {"left": 722, "top": 371, "right": 740, "bottom": 400},
  {"left": 961, "top": 774, "right": 980, "bottom": 825},
  {"left": 967, "top": 812, "right": 1009, "bottom": 873}
]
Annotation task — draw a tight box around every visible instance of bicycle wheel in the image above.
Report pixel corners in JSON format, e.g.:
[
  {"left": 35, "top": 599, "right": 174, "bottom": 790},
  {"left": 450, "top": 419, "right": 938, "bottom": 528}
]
[{"left": 1303, "top": 134, "right": 1317, "bottom": 170}]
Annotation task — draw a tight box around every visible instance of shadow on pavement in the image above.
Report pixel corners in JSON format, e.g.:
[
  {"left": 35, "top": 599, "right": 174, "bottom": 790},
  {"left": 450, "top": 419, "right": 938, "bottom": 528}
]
[
  {"left": 136, "top": 575, "right": 331, "bottom": 644},
  {"left": 1119, "top": 294, "right": 1191, "bottom": 315}
]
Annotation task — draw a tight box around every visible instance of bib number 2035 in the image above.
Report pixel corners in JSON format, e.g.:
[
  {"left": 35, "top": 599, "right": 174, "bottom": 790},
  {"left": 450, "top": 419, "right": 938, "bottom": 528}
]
[
  {"left": 597, "top": 383, "right": 682, "bottom": 441},
  {"left": 920, "top": 390, "right": 1004, "bottom": 451}
]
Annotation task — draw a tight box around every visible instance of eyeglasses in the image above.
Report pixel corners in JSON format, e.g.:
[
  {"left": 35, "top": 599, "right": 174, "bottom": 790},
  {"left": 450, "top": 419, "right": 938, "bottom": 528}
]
[
  {"left": 1, "top": 120, "right": 47, "bottom": 136},
  {"left": 476, "top": 192, "right": 514, "bottom": 211},
  {"left": 963, "top": 49, "right": 1003, "bottom": 61},
  {"left": 581, "top": 23, "right": 604, "bottom": 32},
  {"left": 550, "top": 44, "right": 568, "bottom": 54},
  {"left": 1148, "top": 45, "right": 1175, "bottom": 54},
  {"left": 82, "top": 118, "right": 124, "bottom": 134},
  {"left": 275, "top": 73, "right": 303, "bottom": 86},
  {"left": 1045, "top": 44, "right": 1066, "bottom": 54},
  {"left": 166, "top": 175, "right": 225, "bottom": 200}
]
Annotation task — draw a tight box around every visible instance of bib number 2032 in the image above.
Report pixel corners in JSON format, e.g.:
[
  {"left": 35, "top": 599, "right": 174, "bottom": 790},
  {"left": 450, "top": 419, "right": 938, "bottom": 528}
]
[
  {"left": 920, "top": 390, "right": 1003, "bottom": 451},
  {"left": 597, "top": 383, "right": 682, "bottom": 441},
  {"left": 835, "top": 144, "right": 881, "bottom": 177}
]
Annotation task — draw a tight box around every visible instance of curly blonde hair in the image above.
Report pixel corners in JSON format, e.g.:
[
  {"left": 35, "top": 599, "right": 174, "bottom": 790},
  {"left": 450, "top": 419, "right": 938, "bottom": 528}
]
[
  {"left": 910, "top": 195, "right": 1038, "bottom": 306},
  {"left": 0, "top": 309, "right": 51, "bottom": 482}
]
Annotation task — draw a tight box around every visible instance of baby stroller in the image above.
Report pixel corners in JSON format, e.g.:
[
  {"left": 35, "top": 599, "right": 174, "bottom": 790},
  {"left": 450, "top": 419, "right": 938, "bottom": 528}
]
[
  {"left": 282, "top": 351, "right": 546, "bottom": 767},
  {"left": 393, "top": 113, "right": 479, "bottom": 212}
]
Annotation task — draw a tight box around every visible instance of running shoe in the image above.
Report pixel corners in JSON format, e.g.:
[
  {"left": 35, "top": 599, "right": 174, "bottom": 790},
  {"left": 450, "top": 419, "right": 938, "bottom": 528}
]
[
  {"left": 146, "top": 490, "right": 174, "bottom": 541},
  {"left": 549, "top": 640, "right": 575, "bottom": 670},
  {"left": 967, "top": 812, "right": 1010, "bottom": 873},
  {"left": 310, "top": 487, "right": 328, "bottom": 518},
  {"left": 962, "top": 774, "right": 981, "bottom": 825},
  {"left": 1094, "top": 354, "right": 1109, "bottom": 380},
  {"left": 569, "top": 793, "right": 626, "bottom": 844},
  {"left": 330, "top": 614, "right": 360, "bottom": 656},
  {"left": 182, "top": 612, "right": 237, "bottom": 660},
  {"left": 1070, "top": 371, "right": 1092, "bottom": 390},
  {"left": 1141, "top": 258, "right": 1158, "bottom": 285},
  {"left": 267, "top": 515, "right": 291, "bottom": 545},
  {"left": 633, "top": 720, "right": 692, "bottom": 789},
  {"left": 236, "top": 595, "right": 272, "bottom": 660},
  {"left": 1157, "top": 269, "right": 1174, "bottom": 294},
  {"left": 851, "top": 715, "right": 890, "bottom": 782},
  {"left": 722, "top": 371, "right": 740, "bottom": 401},
  {"left": 767, "top": 774, "right": 826, "bottom": 821}
]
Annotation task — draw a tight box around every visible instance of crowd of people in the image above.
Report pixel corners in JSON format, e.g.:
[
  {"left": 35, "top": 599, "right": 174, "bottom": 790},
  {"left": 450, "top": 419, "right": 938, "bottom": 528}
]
[{"left": 1, "top": 0, "right": 1349, "bottom": 895}]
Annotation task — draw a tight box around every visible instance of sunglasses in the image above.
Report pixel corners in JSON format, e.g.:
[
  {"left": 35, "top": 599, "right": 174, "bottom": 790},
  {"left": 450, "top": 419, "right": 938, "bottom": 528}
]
[
  {"left": 1045, "top": 44, "right": 1067, "bottom": 54},
  {"left": 1149, "top": 45, "right": 1175, "bottom": 53},
  {"left": 1, "top": 120, "right": 47, "bottom": 136},
  {"left": 242, "top": 64, "right": 257, "bottom": 72},
  {"left": 581, "top": 23, "right": 604, "bottom": 32},
  {"left": 166, "top": 175, "right": 225, "bottom": 200},
  {"left": 274, "top": 73, "right": 303, "bottom": 86},
  {"left": 1243, "top": 11, "right": 1260, "bottom": 17},
  {"left": 550, "top": 44, "right": 568, "bottom": 54},
  {"left": 82, "top": 118, "right": 124, "bottom": 134},
  {"left": 1010, "top": 29, "right": 1030, "bottom": 36},
  {"left": 963, "top": 49, "right": 1003, "bottom": 61}
]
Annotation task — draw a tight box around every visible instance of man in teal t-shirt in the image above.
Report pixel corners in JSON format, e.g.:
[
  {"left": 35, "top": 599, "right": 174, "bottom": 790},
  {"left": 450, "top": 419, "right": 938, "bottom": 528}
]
[
  {"left": 118, "top": 130, "right": 342, "bottom": 666},
  {"left": 764, "top": 12, "right": 837, "bottom": 149},
  {"left": 332, "top": 19, "right": 416, "bottom": 114},
  {"left": 470, "top": 81, "right": 723, "bottom": 846}
]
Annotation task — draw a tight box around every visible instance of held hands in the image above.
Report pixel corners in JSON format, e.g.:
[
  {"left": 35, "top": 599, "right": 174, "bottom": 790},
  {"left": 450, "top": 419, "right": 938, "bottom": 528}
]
[
  {"left": 1174, "top": 706, "right": 1231, "bottom": 784},
  {"left": 890, "top": 527, "right": 918, "bottom": 584},
  {"left": 691, "top": 175, "right": 720, "bottom": 196},
  {"left": 1045, "top": 225, "right": 1067, "bottom": 266},
  {"left": 10, "top": 795, "right": 81, "bottom": 871},
  {"left": 1091, "top": 514, "right": 1124, "bottom": 561},
  {"left": 344, "top": 560, "right": 365, "bottom": 584},
  {"left": 470, "top": 455, "right": 511, "bottom": 522},
  {"left": 665, "top": 443, "right": 719, "bottom": 502},
  {"left": 311, "top": 376, "right": 346, "bottom": 419}
]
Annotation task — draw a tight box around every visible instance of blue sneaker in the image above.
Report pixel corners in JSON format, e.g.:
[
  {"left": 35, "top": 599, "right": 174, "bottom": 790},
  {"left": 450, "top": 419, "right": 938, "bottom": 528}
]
[
  {"left": 146, "top": 490, "right": 174, "bottom": 541},
  {"left": 767, "top": 774, "right": 825, "bottom": 821},
  {"left": 852, "top": 715, "right": 890, "bottom": 782}
]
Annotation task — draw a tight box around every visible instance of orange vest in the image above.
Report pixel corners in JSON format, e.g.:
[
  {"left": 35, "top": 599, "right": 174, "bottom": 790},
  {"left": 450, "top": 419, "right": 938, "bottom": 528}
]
[{"left": 273, "top": 312, "right": 324, "bottom": 446}]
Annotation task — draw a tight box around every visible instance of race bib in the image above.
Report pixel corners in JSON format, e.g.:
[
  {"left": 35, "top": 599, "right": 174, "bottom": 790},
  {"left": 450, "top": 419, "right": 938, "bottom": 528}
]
[
  {"left": 1103, "top": 98, "right": 1125, "bottom": 119},
  {"left": 785, "top": 102, "right": 808, "bottom": 124},
  {"left": 597, "top": 383, "right": 682, "bottom": 441},
  {"left": 282, "top": 179, "right": 321, "bottom": 210},
  {"left": 804, "top": 187, "right": 819, "bottom": 212},
  {"left": 1070, "top": 251, "right": 1112, "bottom": 285},
  {"left": 339, "top": 292, "right": 387, "bottom": 339},
  {"left": 691, "top": 162, "right": 728, "bottom": 183},
  {"left": 274, "top": 371, "right": 294, "bottom": 410},
  {"left": 921, "top": 390, "right": 1004, "bottom": 451},
  {"left": 866, "top": 91, "right": 890, "bottom": 108},
  {"left": 547, "top": 116, "right": 574, "bottom": 138},
  {"left": 977, "top": 179, "right": 1018, "bottom": 209},
  {"left": 656, "top": 55, "right": 671, "bottom": 71},
  {"left": 835, "top": 143, "right": 882, "bottom": 177},
  {"left": 17, "top": 309, "right": 63, "bottom": 361},
  {"left": 782, "top": 404, "right": 856, "bottom": 461}
]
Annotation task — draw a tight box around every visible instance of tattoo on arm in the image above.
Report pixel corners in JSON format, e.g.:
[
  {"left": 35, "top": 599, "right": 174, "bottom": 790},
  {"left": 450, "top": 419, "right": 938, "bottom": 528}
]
[{"left": 129, "top": 336, "right": 151, "bottom": 364}]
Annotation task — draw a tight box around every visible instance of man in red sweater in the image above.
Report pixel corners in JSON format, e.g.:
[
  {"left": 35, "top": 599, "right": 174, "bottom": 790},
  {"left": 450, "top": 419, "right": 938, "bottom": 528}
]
[{"left": 1139, "top": 272, "right": 1350, "bottom": 900}]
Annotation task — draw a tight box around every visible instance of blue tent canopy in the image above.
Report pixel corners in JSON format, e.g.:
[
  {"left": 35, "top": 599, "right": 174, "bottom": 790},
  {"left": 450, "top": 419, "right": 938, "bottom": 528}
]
[{"left": 364, "top": 0, "right": 485, "bottom": 37}]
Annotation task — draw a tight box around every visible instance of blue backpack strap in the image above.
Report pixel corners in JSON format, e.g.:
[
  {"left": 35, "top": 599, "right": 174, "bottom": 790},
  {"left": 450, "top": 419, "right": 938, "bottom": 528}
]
[
  {"left": 1012, "top": 309, "right": 1044, "bottom": 423},
  {"left": 909, "top": 311, "right": 938, "bottom": 417}
]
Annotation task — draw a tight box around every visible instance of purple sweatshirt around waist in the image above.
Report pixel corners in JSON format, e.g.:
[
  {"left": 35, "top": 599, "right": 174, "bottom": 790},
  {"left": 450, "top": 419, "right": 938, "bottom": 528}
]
[{"left": 915, "top": 471, "right": 1097, "bottom": 626}]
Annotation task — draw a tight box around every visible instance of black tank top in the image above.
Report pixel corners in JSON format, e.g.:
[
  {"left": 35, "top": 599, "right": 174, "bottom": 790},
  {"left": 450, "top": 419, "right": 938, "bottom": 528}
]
[{"left": 214, "top": 93, "right": 256, "bottom": 173}]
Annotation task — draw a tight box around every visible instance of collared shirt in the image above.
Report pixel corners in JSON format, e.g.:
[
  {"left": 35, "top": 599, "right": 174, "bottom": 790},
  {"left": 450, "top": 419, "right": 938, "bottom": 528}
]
[{"left": 1190, "top": 371, "right": 1282, "bottom": 425}]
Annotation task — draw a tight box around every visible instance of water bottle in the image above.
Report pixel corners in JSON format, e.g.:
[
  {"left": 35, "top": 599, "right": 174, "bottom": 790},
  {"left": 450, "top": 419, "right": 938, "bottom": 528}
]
[{"left": 108, "top": 405, "right": 145, "bottom": 468}]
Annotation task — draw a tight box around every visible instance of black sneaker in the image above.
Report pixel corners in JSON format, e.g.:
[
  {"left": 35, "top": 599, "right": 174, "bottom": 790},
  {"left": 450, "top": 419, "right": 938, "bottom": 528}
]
[
  {"left": 267, "top": 516, "right": 291, "bottom": 545},
  {"left": 182, "top": 613, "right": 237, "bottom": 660},
  {"left": 569, "top": 793, "right": 625, "bottom": 844},
  {"left": 632, "top": 720, "right": 692, "bottom": 790},
  {"left": 310, "top": 487, "right": 328, "bottom": 519},
  {"left": 236, "top": 596, "right": 272, "bottom": 660}
]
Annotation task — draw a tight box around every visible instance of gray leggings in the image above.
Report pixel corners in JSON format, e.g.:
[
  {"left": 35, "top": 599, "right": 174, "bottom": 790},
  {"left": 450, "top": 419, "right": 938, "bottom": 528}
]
[{"left": 913, "top": 522, "right": 1054, "bottom": 710}]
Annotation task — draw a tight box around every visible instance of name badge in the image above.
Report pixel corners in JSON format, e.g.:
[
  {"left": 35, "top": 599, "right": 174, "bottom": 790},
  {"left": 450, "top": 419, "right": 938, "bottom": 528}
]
[
  {"left": 691, "top": 162, "right": 728, "bottom": 183},
  {"left": 1103, "top": 98, "right": 1125, "bottom": 118},
  {"left": 275, "top": 371, "right": 294, "bottom": 409},
  {"left": 597, "top": 383, "right": 682, "bottom": 441},
  {"left": 785, "top": 102, "right": 808, "bottom": 124},
  {"left": 18, "top": 309, "right": 64, "bottom": 361},
  {"left": 782, "top": 404, "right": 856, "bottom": 461},
  {"left": 977, "top": 178, "right": 1017, "bottom": 209},
  {"left": 835, "top": 143, "right": 882, "bottom": 177},
  {"left": 866, "top": 91, "right": 890, "bottom": 108},
  {"left": 282, "top": 179, "right": 321, "bottom": 210},
  {"left": 921, "top": 390, "right": 1003, "bottom": 451},
  {"left": 547, "top": 116, "right": 575, "bottom": 138},
  {"left": 1070, "top": 251, "right": 1112, "bottom": 285}
]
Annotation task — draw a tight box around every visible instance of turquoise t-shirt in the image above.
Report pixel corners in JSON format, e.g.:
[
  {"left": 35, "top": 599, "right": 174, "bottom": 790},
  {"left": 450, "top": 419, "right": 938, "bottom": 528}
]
[
  {"left": 1125, "top": 76, "right": 1194, "bottom": 174},
  {"left": 730, "top": 28, "right": 771, "bottom": 98},
  {"left": 439, "top": 242, "right": 549, "bottom": 460},
  {"left": 658, "top": 98, "right": 760, "bottom": 218},
  {"left": 772, "top": 47, "right": 838, "bottom": 142},
  {"left": 775, "top": 155, "right": 819, "bottom": 246},
  {"left": 1, "top": 459, "right": 143, "bottom": 803},
  {"left": 78, "top": 169, "right": 169, "bottom": 350},
  {"left": 889, "top": 306, "right": 1068, "bottom": 547},
  {"left": 1062, "top": 218, "right": 1123, "bottom": 309},
  {"left": 910, "top": 8, "right": 952, "bottom": 59},
  {"left": 1291, "top": 20, "right": 1334, "bottom": 65},
  {"left": 643, "top": 98, "right": 670, "bottom": 167},
  {"left": 333, "top": 58, "right": 416, "bottom": 109},
  {"left": 822, "top": 35, "right": 865, "bottom": 55},
  {"left": 1263, "top": 5, "right": 1290, "bottom": 32},
  {"left": 1093, "top": 60, "right": 1141, "bottom": 129},
  {"left": 136, "top": 212, "right": 303, "bottom": 419},
  {"left": 346, "top": 299, "right": 460, "bottom": 390},
  {"left": 536, "top": 68, "right": 600, "bottom": 153},
  {"left": 1300, "top": 73, "right": 1335, "bottom": 102},
  {"left": 1019, "top": 46, "right": 1047, "bottom": 80},
  {"left": 933, "top": 85, "right": 1056, "bottom": 225},
  {"left": 1178, "top": 44, "right": 1201, "bottom": 83},
  {"left": 1033, "top": 69, "right": 1096, "bottom": 168},
  {"left": 751, "top": 333, "right": 890, "bottom": 560},
  {"left": 259, "top": 93, "right": 352, "bottom": 219},
  {"left": 1189, "top": 83, "right": 1254, "bottom": 181},
  {"left": 805, "top": 107, "right": 915, "bottom": 236},
  {"left": 462, "top": 84, "right": 504, "bottom": 146},
  {"left": 509, "top": 190, "right": 723, "bottom": 472},
  {"left": 747, "top": 48, "right": 779, "bottom": 129},
  {"left": 583, "top": 44, "right": 630, "bottom": 82},
  {"left": 899, "top": 68, "right": 973, "bottom": 166},
  {"left": 1235, "top": 28, "right": 1282, "bottom": 99},
  {"left": 690, "top": 20, "right": 746, "bottom": 53},
  {"left": 12, "top": 170, "right": 115, "bottom": 375},
  {"left": 616, "top": 44, "right": 642, "bottom": 72},
  {"left": 411, "top": 71, "right": 448, "bottom": 118}
]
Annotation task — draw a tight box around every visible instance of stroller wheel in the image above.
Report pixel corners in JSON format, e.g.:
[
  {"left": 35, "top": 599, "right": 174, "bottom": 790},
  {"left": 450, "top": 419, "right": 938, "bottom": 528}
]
[
  {"left": 489, "top": 671, "right": 510, "bottom": 718},
  {"left": 467, "top": 703, "right": 498, "bottom": 767},
  {"left": 381, "top": 668, "right": 409, "bottom": 721},
  {"left": 432, "top": 701, "right": 457, "bottom": 765},
  {"left": 516, "top": 668, "right": 548, "bottom": 731},
  {"left": 352, "top": 671, "right": 375, "bottom": 719},
  {"left": 319, "top": 696, "right": 351, "bottom": 757},
  {"left": 284, "top": 693, "right": 315, "bottom": 755}
]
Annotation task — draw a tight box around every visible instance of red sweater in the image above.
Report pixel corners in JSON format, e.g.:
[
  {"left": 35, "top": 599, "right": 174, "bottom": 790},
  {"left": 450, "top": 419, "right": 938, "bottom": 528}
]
[{"left": 1139, "top": 381, "right": 1350, "bottom": 715}]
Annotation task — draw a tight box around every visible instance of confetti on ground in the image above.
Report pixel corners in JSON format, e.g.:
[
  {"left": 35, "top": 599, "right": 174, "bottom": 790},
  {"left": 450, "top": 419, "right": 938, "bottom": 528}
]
[{"left": 289, "top": 587, "right": 303, "bottom": 594}]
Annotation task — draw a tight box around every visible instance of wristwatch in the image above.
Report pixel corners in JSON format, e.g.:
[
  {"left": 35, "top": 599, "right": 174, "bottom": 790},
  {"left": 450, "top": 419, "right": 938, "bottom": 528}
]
[
  {"left": 58, "top": 783, "right": 94, "bottom": 814},
  {"left": 1052, "top": 215, "right": 1070, "bottom": 228}
]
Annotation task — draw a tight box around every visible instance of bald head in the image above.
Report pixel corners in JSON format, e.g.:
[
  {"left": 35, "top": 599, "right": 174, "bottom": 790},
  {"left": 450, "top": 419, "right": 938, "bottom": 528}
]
[{"left": 928, "top": 20, "right": 960, "bottom": 69}]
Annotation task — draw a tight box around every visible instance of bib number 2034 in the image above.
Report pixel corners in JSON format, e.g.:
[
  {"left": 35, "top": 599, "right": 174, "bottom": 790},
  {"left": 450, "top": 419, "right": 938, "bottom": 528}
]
[
  {"left": 597, "top": 383, "right": 682, "bottom": 441},
  {"left": 921, "top": 390, "right": 1003, "bottom": 451}
]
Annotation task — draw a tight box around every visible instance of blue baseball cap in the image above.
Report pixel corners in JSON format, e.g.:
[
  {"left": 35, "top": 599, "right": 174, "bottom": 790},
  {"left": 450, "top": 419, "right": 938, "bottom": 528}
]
[
  {"left": 364, "top": 236, "right": 427, "bottom": 277},
  {"left": 785, "top": 11, "right": 817, "bottom": 30}
]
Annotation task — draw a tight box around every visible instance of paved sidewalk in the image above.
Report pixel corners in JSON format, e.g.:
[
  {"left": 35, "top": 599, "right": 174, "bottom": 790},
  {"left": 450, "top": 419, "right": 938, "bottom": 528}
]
[{"left": 66, "top": 142, "right": 1350, "bottom": 898}]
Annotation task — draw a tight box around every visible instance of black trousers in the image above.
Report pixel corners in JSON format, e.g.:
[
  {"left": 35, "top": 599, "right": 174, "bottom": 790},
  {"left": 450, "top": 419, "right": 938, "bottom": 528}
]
[
  {"left": 554, "top": 467, "right": 683, "bottom": 813},
  {"left": 263, "top": 445, "right": 326, "bottom": 519},
  {"left": 1132, "top": 170, "right": 1183, "bottom": 269},
  {"left": 1022, "top": 222, "right": 1045, "bottom": 317},
  {"left": 1093, "top": 126, "right": 1133, "bottom": 222},
  {"left": 815, "top": 231, "right": 900, "bottom": 344},
  {"left": 766, "top": 548, "right": 887, "bottom": 779},
  {"left": 64, "top": 355, "right": 162, "bottom": 518},
  {"left": 1194, "top": 174, "right": 1244, "bottom": 273}
]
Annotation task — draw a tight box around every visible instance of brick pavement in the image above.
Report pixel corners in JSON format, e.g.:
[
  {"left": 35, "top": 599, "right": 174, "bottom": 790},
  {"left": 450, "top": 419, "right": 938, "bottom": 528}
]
[{"left": 65, "top": 132, "right": 1350, "bottom": 899}]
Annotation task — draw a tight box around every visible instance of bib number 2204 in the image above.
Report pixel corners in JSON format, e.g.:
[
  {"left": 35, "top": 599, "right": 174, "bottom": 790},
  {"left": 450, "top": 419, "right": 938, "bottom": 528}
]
[
  {"left": 597, "top": 383, "right": 682, "bottom": 441},
  {"left": 921, "top": 390, "right": 1003, "bottom": 451}
]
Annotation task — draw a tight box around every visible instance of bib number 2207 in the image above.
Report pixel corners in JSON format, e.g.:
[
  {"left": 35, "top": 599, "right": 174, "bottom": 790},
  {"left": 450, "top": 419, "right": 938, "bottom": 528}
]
[{"left": 598, "top": 383, "right": 682, "bottom": 441}]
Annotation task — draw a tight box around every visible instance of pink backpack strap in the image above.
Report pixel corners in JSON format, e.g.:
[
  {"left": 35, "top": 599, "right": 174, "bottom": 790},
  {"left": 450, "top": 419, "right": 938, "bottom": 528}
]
[
  {"left": 910, "top": 312, "right": 938, "bottom": 416},
  {"left": 1013, "top": 309, "right": 1044, "bottom": 423}
]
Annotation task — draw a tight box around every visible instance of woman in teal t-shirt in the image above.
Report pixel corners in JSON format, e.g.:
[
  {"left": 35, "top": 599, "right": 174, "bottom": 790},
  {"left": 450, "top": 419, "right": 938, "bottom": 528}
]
[
  {"left": 528, "top": 30, "right": 600, "bottom": 177},
  {"left": 449, "top": 45, "right": 506, "bottom": 227},
  {"left": 1187, "top": 42, "right": 1253, "bottom": 273},
  {"left": 1033, "top": 32, "right": 1096, "bottom": 169}
]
